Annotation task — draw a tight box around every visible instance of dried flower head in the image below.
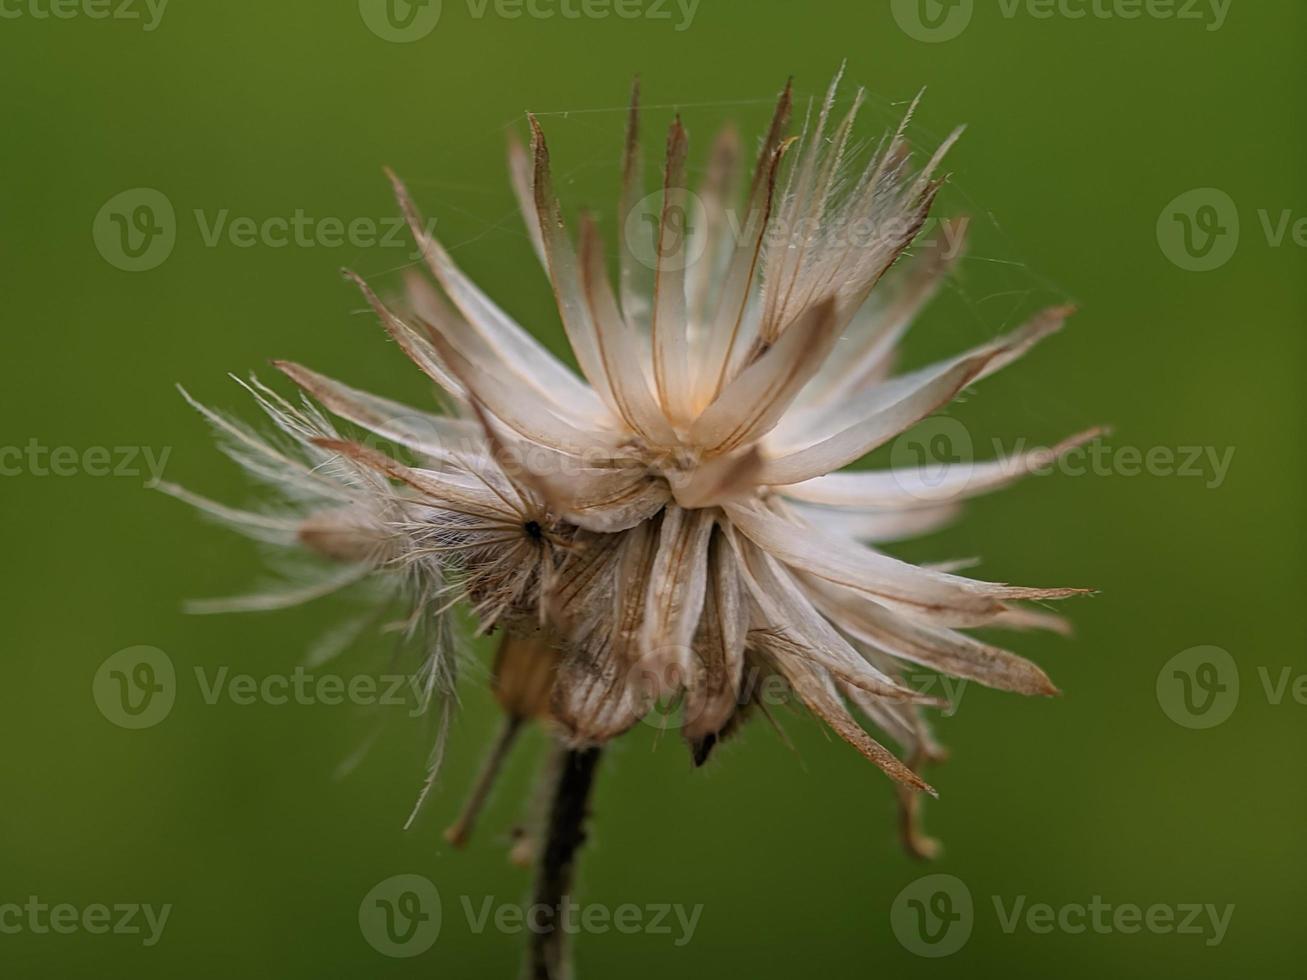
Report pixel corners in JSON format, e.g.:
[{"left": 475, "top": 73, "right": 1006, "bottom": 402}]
[{"left": 166, "top": 70, "right": 1095, "bottom": 862}]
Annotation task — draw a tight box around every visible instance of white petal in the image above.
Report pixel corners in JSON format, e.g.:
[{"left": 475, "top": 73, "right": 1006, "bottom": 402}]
[
  {"left": 810, "top": 578, "right": 1060, "bottom": 696},
  {"left": 758, "top": 78, "right": 951, "bottom": 349},
  {"left": 559, "top": 471, "right": 672, "bottom": 534},
  {"left": 185, "top": 563, "right": 371, "bottom": 615},
  {"left": 755, "top": 353, "right": 992, "bottom": 488},
  {"left": 781, "top": 426, "right": 1105, "bottom": 508},
  {"left": 344, "top": 271, "right": 467, "bottom": 400},
  {"left": 787, "top": 500, "right": 960, "bottom": 544},
  {"left": 422, "top": 318, "right": 619, "bottom": 458},
  {"left": 789, "top": 216, "right": 970, "bottom": 416},
  {"left": 726, "top": 499, "right": 1085, "bottom": 627},
  {"left": 686, "top": 124, "right": 744, "bottom": 335},
  {"left": 577, "top": 213, "right": 678, "bottom": 445},
  {"left": 527, "top": 116, "right": 625, "bottom": 419},
  {"left": 695, "top": 81, "right": 793, "bottom": 405},
  {"left": 752, "top": 627, "right": 935, "bottom": 795},
  {"left": 650, "top": 117, "right": 695, "bottom": 423},
  {"left": 506, "top": 131, "right": 549, "bottom": 270},
  {"left": 773, "top": 305, "right": 1072, "bottom": 457},
  {"left": 554, "top": 518, "right": 660, "bottom": 741},
  {"left": 274, "top": 360, "right": 479, "bottom": 464},
  {"left": 758, "top": 307, "right": 1072, "bottom": 486},
  {"left": 671, "top": 445, "right": 764, "bottom": 510},
  {"left": 638, "top": 506, "right": 715, "bottom": 696},
  {"left": 618, "top": 78, "right": 653, "bottom": 335},
  {"left": 727, "top": 528, "right": 926, "bottom": 701},
  {"left": 314, "top": 438, "right": 522, "bottom": 525},
  {"left": 683, "top": 528, "right": 748, "bottom": 740},
  {"left": 387, "top": 168, "right": 608, "bottom": 423},
  {"left": 690, "top": 297, "right": 840, "bottom": 455}
]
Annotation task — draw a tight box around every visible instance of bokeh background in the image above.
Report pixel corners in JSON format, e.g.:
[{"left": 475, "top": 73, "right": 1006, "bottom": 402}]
[{"left": 2, "top": 0, "right": 1303, "bottom": 976}]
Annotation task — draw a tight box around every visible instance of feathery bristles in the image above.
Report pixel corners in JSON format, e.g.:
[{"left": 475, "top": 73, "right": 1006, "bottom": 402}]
[{"left": 167, "top": 73, "right": 1095, "bottom": 848}]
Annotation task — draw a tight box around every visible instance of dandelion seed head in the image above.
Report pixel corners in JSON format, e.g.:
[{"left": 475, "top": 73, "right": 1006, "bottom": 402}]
[{"left": 170, "top": 73, "right": 1094, "bottom": 852}]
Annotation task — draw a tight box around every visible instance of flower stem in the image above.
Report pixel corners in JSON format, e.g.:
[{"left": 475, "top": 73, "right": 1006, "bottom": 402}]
[
  {"left": 525, "top": 745, "right": 603, "bottom": 980},
  {"left": 444, "top": 715, "right": 523, "bottom": 849}
]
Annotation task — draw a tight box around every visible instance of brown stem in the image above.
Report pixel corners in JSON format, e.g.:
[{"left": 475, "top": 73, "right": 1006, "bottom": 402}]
[
  {"left": 525, "top": 745, "right": 603, "bottom": 980},
  {"left": 896, "top": 749, "right": 942, "bottom": 861},
  {"left": 444, "top": 715, "right": 523, "bottom": 849},
  {"left": 510, "top": 740, "right": 566, "bottom": 869}
]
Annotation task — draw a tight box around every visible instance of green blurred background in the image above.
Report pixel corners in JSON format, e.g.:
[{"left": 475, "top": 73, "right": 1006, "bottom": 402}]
[{"left": 2, "top": 0, "right": 1303, "bottom": 976}]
